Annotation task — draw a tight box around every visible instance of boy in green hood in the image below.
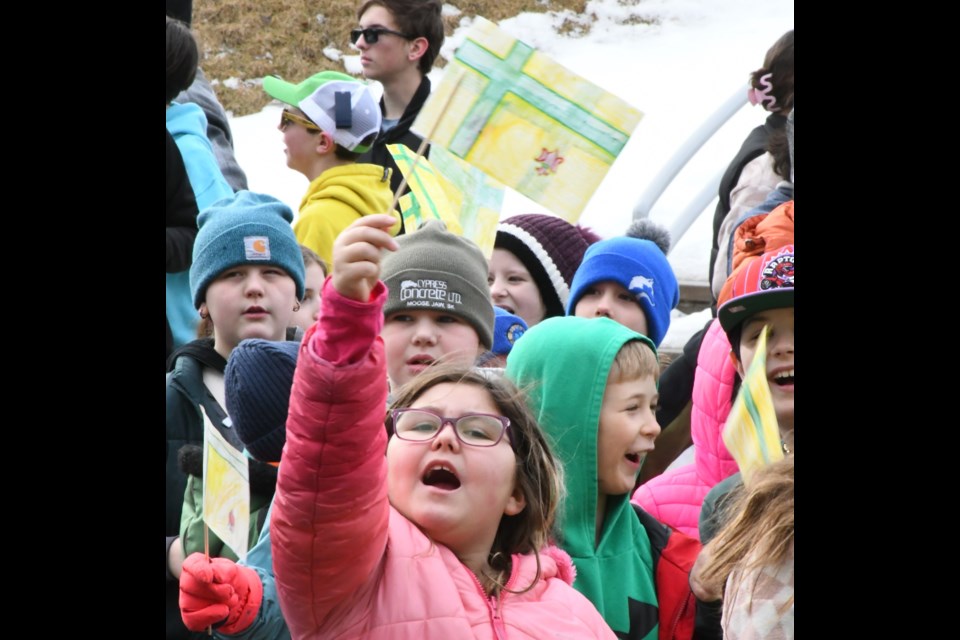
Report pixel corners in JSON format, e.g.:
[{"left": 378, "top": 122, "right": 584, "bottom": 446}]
[{"left": 507, "top": 316, "right": 700, "bottom": 640}]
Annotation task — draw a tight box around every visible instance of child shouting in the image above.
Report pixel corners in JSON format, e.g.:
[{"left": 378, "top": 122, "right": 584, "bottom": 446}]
[
  {"left": 214, "top": 215, "right": 616, "bottom": 638},
  {"left": 507, "top": 316, "right": 706, "bottom": 639}
]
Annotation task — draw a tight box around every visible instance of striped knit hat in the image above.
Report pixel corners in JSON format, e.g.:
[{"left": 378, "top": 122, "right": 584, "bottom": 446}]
[{"left": 495, "top": 214, "right": 600, "bottom": 320}]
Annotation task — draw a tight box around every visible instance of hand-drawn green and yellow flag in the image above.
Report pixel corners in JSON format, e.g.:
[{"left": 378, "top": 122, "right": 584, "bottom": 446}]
[
  {"left": 413, "top": 16, "right": 642, "bottom": 223},
  {"left": 722, "top": 326, "right": 784, "bottom": 482},
  {"left": 388, "top": 143, "right": 503, "bottom": 257},
  {"left": 202, "top": 407, "right": 250, "bottom": 560}
]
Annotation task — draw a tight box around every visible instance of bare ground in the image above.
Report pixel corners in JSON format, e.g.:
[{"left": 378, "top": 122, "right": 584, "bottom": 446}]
[{"left": 189, "top": 0, "right": 598, "bottom": 117}]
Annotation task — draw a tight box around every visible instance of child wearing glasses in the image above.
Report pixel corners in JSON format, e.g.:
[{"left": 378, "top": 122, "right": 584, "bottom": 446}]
[
  {"left": 177, "top": 219, "right": 502, "bottom": 639},
  {"left": 352, "top": 0, "right": 445, "bottom": 213},
  {"left": 506, "top": 316, "right": 711, "bottom": 640},
  {"left": 261, "top": 71, "right": 397, "bottom": 268},
  {"left": 179, "top": 214, "right": 616, "bottom": 639}
]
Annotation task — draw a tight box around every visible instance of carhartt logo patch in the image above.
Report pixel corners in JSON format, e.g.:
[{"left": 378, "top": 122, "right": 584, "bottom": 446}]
[
  {"left": 399, "top": 278, "right": 463, "bottom": 310},
  {"left": 244, "top": 236, "right": 271, "bottom": 260}
]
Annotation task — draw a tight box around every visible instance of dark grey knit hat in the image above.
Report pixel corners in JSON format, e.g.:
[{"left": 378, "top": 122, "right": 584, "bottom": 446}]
[
  {"left": 224, "top": 338, "right": 300, "bottom": 463},
  {"left": 381, "top": 220, "right": 495, "bottom": 349}
]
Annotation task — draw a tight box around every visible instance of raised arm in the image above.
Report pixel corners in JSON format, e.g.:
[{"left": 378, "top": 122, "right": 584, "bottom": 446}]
[{"left": 271, "top": 215, "right": 398, "bottom": 637}]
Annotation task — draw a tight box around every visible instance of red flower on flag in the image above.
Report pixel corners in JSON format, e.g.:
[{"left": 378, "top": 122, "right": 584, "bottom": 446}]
[{"left": 534, "top": 148, "right": 564, "bottom": 175}]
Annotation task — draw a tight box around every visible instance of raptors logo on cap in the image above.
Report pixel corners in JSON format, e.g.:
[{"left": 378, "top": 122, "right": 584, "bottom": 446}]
[
  {"left": 717, "top": 244, "right": 795, "bottom": 336},
  {"left": 759, "top": 250, "right": 794, "bottom": 290}
]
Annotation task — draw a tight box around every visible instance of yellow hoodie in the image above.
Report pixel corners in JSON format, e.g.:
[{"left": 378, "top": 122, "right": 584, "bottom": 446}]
[{"left": 294, "top": 163, "right": 397, "bottom": 267}]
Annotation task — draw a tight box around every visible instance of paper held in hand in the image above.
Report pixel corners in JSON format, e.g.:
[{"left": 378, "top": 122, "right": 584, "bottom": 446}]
[
  {"left": 387, "top": 143, "right": 503, "bottom": 258},
  {"left": 413, "top": 16, "right": 643, "bottom": 223},
  {"left": 722, "top": 326, "right": 784, "bottom": 482},
  {"left": 202, "top": 406, "right": 251, "bottom": 561}
]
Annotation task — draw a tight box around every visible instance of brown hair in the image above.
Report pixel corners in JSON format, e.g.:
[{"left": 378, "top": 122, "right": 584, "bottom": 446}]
[
  {"left": 609, "top": 339, "right": 661, "bottom": 385},
  {"left": 166, "top": 16, "right": 198, "bottom": 104},
  {"left": 386, "top": 361, "right": 564, "bottom": 594},
  {"left": 357, "top": 0, "right": 445, "bottom": 74},
  {"left": 750, "top": 30, "right": 794, "bottom": 114},
  {"left": 766, "top": 128, "right": 791, "bottom": 182},
  {"left": 698, "top": 456, "right": 794, "bottom": 598},
  {"left": 196, "top": 314, "right": 214, "bottom": 338},
  {"left": 299, "top": 244, "right": 328, "bottom": 278}
]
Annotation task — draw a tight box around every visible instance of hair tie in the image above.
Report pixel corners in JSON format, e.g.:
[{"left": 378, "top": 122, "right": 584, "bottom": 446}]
[{"left": 747, "top": 72, "right": 778, "bottom": 111}]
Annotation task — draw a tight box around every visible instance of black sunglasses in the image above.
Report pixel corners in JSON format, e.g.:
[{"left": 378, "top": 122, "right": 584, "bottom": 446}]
[{"left": 350, "top": 27, "right": 412, "bottom": 45}]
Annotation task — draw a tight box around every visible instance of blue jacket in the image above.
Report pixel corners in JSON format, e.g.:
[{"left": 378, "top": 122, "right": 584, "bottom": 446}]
[
  {"left": 214, "top": 505, "right": 290, "bottom": 640},
  {"left": 166, "top": 102, "right": 235, "bottom": 349}
]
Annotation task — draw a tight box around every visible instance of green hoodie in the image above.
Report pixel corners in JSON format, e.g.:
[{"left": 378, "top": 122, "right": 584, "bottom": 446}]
[{"left": 506, "top": 316, "right": 659, "bottom": 639}]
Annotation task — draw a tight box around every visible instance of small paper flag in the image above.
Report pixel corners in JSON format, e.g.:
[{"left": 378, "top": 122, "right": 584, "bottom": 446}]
[
  {"left": 722, "top": 326, "right": 784, "bottom": 481},
  {"left": 388, "top": 143, "right": 503, "bottom": 257},
  {"left": 202, "top": 407, "right": 250, "bottom": 560}
]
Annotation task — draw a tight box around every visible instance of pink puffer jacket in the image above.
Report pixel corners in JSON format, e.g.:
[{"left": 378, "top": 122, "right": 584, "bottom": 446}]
[
  {"left": 632, "top": 319, "right": 739, "bottom": 539},
  {"left": 271, "top": 280, "right": 615, "bottom": 639}
]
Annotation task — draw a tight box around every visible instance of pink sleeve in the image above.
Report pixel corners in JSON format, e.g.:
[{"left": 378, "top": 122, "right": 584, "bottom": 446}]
[
  {"left": 270, "top": 276, "right": 390, "bottom": 638},
  {"left": 310, "top": 276, "right": 387, "bottom": 366},
  {"left": 632, "top": 482, "right": 661, "bottom": 519}
]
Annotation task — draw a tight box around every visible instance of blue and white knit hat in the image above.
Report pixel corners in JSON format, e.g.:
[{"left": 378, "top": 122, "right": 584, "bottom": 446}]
[
  {"left": 190, "top": 190, "right": 306, "bottom": 308},
  {"left": 566, "top": 221, "right": 679, "bottom": 347}
]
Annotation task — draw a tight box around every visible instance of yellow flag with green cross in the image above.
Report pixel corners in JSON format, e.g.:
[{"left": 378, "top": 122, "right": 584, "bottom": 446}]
[
  {"left": 722, "top": 326, "right": 784, "bottom": 482},
  {"left": 413, "top": 16, "right": 643, "bottom": 223},
  {"left": 388, "top": 143, "right": 504, "bottom": 258}
]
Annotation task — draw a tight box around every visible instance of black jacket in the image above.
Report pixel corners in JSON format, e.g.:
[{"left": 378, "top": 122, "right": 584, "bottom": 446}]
[
  {"left": 358, "top": 76, "right": 433, "bottom": 234},
  {"left": 165, "top": 338, "right": 227, "bottom": 640},
  {"left": 166, "top": 339, "right": 228, "bottom": 539},
  {"left": 708, "top": 113, "right": 786, "bottom": 311}
]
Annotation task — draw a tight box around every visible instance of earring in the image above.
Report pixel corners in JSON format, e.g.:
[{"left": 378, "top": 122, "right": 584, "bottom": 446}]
[{"left": 293, "top": 301, "right": 301, "bottom": 312}]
